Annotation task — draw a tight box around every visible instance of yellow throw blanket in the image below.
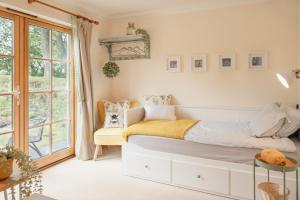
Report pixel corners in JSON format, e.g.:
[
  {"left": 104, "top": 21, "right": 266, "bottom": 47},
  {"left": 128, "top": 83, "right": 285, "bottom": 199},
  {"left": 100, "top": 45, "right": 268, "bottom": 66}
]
[{"left": 123, "top": 119, "right": 198, "bottom": 141}]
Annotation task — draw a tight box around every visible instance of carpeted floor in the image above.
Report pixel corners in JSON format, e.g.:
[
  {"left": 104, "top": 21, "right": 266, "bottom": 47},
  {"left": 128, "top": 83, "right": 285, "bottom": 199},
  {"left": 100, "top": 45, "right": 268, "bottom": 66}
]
[{"left": 42, "top": 147, "right": 231, "bottom": 200}]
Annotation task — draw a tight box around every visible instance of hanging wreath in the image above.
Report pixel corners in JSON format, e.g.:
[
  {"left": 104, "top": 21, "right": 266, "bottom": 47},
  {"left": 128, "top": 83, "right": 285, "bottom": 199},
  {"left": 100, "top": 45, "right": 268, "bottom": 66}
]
[{"left": 102, "top": 62, "right": 120, "bottom": 78}]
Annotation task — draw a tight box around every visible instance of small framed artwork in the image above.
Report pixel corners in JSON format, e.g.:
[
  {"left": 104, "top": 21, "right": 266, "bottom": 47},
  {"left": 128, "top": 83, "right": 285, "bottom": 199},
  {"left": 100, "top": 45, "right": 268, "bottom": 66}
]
[
  {"left": 249, "top": 52, "right": 267, "bottom": 70},
  {"left": 219, "top": 54, "right": 236, "bottom": 70},
  {"left": 191, "top": 55, "right": 207, "bottom": 72},
  {"left": 167, "top": 56, "right": 181, "bottom": 73}
]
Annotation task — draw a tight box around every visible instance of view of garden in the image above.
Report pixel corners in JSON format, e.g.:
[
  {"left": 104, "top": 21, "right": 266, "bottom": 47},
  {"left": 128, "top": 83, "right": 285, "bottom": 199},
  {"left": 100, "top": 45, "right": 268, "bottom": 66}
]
[{"left": 0, "top": 16, "right": 71, "bottom": 159}]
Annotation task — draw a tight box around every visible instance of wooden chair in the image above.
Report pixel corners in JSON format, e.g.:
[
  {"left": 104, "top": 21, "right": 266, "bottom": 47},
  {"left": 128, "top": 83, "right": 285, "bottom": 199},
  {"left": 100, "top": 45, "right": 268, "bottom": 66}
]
[{"left": 93, "top": 100, "right": 138, "bottom": 160}]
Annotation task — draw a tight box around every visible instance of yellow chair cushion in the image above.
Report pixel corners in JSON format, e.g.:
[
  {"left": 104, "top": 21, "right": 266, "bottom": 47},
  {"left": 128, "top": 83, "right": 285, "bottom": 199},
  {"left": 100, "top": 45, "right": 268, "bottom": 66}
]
[{"left": 94, "top": 128, "right": 124, "bottom": 145}]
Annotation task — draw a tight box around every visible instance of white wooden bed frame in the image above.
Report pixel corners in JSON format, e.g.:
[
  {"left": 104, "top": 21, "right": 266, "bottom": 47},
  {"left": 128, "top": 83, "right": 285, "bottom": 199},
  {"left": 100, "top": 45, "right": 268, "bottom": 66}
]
[{"left": 122, "top": 105, "right": 300, "bottom": 200}]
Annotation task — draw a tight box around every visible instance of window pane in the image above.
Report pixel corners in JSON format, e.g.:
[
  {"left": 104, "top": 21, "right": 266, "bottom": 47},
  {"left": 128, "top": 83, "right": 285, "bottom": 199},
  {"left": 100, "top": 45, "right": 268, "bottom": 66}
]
[
  {"left": 0, "top": 17, "right": 13, "bottom": 56},
  {"left": 29, "top": 125, "right": 50, "bottom": 159},
  {"left": 52, "top": 122, "right": 70, "bottom": 152},
  {"left": 29, "top": 93, "right": 50, "bottom": 124},
  {"left": 29, "top": 59, "right": 50, "bottom": 91},
  {"left": 52, "top": 31, "right": 69, "bottom": 61},
  {"left": 29, "top": 25, "right": 50, "bottom": 59},
  {"left": 0, "top": 95, "right": 12, "bottom": 133},
  {"left": 53, "top": 61, "right": 69, "bottom": 90},
  {"left": 0, "top": 133, "right": 12, "bottom": 148},
  {"left": 52, "top": 92, "right": 69, "bottom": 122},
  {"left": 0, "top": 57, "right": 13, "bottom": 92}
]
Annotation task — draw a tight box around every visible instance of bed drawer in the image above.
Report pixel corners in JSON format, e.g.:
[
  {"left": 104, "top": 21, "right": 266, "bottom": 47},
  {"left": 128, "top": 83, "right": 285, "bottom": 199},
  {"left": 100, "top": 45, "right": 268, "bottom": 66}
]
[
  {"left": 124, "top": 153, "right": 171, "bottom": 183},
  {"left": 172, "top": 161, "right": 229, "bottom": 194}
]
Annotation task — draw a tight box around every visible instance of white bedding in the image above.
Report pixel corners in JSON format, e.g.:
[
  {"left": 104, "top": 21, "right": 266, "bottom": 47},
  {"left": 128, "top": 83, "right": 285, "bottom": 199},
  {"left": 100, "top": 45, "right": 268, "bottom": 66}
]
[{"left": 184, "top": 121, "right": 296, "bottom": 152}]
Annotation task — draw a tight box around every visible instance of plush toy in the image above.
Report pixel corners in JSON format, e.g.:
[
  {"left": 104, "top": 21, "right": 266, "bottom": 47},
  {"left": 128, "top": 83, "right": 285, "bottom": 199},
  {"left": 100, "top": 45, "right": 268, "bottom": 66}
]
[{"left": 260, "top": 148, "right": 293, "bottom": 166}]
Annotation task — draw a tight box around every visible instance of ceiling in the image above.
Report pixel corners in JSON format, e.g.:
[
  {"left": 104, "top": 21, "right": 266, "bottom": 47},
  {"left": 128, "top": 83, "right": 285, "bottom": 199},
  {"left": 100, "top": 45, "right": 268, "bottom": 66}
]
[{"left": 45, "top": 0, "right": 271, "bottom": 19}]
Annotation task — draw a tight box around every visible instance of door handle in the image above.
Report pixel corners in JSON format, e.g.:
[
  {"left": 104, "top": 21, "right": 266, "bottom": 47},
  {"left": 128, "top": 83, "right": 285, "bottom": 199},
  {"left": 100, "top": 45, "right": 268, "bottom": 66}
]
[{"left": 13, "top": 86, "right": 20, "bottom": 106}]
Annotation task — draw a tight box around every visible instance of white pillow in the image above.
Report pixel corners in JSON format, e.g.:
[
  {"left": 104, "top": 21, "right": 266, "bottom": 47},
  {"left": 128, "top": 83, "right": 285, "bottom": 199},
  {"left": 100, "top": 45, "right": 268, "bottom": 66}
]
[
  {"left": 144, "top": 105, "right": 176, "bottom": 121},
  {"left": 250, "top": 104, "right": 286, "bottom": 137},
  {"left": 277, "top": 106, "right": 300, "bottom": 137}
]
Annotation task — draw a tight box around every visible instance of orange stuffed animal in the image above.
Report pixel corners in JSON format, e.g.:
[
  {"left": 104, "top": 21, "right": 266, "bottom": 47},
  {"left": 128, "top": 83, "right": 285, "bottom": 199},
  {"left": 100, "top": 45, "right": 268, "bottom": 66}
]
[{"left": 260, "top": 148, "right": 295, "bottom": 167}]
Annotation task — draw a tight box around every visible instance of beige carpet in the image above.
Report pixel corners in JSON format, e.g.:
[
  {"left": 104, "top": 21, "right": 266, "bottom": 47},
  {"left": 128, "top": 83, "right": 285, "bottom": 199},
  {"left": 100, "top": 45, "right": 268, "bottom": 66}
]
[{"left": 42, "top": 147, "right": 231, "bottom": 200}]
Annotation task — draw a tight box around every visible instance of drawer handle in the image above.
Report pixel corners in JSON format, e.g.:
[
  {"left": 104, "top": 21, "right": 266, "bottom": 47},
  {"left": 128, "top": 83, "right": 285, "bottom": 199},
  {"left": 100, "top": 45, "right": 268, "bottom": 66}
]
[
  {"left": 197, "top": 175, "right": 201, "bottom": 179},
  {"left": 145, "top": 165, "right": 149, "bottom": 169}
]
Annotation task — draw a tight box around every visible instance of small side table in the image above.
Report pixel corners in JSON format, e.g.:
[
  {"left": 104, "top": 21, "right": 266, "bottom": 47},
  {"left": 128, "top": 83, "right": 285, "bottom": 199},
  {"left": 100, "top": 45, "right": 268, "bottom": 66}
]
[{"left": 253, "top": 153, "right": 299, "bottom": 200}]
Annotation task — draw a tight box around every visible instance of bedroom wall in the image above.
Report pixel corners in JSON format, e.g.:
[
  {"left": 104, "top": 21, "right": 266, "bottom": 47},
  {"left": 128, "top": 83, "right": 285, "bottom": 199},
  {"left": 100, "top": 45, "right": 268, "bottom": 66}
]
[
  {"left": 0, "top": 0, "right": 111, "bottom": 128},
  {"left": 105, "top": 0, "right": 298, "bottom": 107}
]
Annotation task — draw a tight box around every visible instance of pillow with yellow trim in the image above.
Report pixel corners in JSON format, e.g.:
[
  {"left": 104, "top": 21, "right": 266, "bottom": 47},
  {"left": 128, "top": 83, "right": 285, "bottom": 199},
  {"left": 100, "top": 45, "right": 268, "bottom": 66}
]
[
  {"left": 103, "top": 100, "right": 130, "bottom": 128},
  {"left": 144, "top": 95, "right": 172, "bottom": 106}
]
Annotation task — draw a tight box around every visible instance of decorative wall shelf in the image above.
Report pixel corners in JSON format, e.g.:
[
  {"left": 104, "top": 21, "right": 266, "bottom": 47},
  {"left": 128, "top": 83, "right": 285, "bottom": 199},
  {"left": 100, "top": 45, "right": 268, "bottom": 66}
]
[{"left": 99, "top": 29, "right": 150, "bottom": 61}]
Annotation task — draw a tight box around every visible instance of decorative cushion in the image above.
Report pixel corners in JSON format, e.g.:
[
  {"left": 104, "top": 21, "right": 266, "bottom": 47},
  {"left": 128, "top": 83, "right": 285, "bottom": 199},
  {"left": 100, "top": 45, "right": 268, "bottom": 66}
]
[
  {"left": 144, "top": 105, "right": 176, "bottom": 121},
  {"left": 104, "top": 111, "right": 124, "bottom": 128},
  {"left": 144, "top": 95, "right": 172, "bottom": 106},
  {"left": 277, "top": 106, "right": 300, "bottom": 137},
  {"left": 103, "top": 100, "right": 130, "bottom": 112},
  {"left": 98, "top": 100, "right": 139, "bottom": 127},
  {"left": 250, "top": 103, "right": 286, "bottom": 137},
  {"left": 103, "top": 100, "right": 129, "bottom": 128}
]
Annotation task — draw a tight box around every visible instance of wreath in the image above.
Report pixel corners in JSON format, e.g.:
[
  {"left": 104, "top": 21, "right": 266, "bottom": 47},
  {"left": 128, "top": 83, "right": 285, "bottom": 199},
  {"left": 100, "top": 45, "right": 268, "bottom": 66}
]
[{"left": 102, "top": 62, "right": 120, "bottom": 78}]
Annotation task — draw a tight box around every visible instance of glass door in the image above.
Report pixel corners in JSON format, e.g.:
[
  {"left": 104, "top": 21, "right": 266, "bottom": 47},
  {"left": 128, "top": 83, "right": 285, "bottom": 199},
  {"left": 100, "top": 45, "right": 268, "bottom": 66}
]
[
  {"left": 25, "top": 19, "right": 74, "bottom": 166},
  {"left": 0, "top": 11, "right": 20, "bottom": 148}
]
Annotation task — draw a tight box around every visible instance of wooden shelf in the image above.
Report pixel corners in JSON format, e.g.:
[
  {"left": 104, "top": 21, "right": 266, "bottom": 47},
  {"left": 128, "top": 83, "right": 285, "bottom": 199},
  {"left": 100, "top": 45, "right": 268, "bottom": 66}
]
[{"left": 0, "top": 173, "right": 24, "bottom": 192}]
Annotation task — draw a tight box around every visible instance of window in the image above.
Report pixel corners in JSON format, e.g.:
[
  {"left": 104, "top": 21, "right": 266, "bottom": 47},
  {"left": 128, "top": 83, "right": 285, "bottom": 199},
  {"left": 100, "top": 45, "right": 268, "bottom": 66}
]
[
  {"left": 25, "top": 20, "right": 74, "bottom": 166},
  {"left": 0, "top": 9, "right": 74, "bottom": 168},
  {"left": 0, "top": 11, "right": 20, "bottom": 148}
]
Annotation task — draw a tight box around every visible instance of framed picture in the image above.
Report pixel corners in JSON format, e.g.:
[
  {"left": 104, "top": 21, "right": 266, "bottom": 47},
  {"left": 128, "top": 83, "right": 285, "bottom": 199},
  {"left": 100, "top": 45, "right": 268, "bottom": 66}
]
[
  {"left": 219, "top": 54, "right": 236, "bottom": 70},
  {"left": 249, "top": 52, "right": 267, "bottom": 70},
  {"left": 167, "top": 56, "right": 181, "bottom": 73},
  {"left": 190, "top": 55, "right": 207, "bottom": 72}
]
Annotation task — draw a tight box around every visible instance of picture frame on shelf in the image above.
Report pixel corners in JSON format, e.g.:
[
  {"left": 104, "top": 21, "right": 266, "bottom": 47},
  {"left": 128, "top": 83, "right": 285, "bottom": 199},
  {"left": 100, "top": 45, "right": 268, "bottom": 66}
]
[
  {"left": 248, "top": 52, "right": 268, "bottom": 70},
  {"left": 167, "top": 56, "right": 181, "bottom": 73},
  {"left": 219, "top": 53, "right": 236, "bottom": 71},
  {"left": 190, "top": 55, "right": 207, "bottom": 72}
]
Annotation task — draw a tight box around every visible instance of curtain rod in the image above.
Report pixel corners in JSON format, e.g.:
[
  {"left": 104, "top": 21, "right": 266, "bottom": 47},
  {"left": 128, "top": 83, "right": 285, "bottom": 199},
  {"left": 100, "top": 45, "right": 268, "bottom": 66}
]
[{"left": 28, "top": 0, "right": 99, "bottom": 25}]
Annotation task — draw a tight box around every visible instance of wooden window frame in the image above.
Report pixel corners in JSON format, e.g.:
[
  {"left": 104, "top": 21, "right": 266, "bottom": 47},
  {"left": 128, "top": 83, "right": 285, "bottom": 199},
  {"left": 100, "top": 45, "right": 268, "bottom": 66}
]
[
  {"left": 0, "top": 8, "right": 75, "bottom": 168},
  {"left": 0, "top": 10, "right": 21, "bottom": 148},
  {"left": 24, "top": 18, "right": 75, "bottom": 168}
]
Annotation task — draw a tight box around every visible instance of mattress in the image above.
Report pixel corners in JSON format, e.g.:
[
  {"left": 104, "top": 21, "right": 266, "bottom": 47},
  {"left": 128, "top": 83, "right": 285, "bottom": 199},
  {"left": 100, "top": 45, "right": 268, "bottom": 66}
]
[
  {"left": 128, "top": 135, "right": 300, "bottom": 165},
  {"left": 184, "top": 121, "right": 296, "bottom": 152}
]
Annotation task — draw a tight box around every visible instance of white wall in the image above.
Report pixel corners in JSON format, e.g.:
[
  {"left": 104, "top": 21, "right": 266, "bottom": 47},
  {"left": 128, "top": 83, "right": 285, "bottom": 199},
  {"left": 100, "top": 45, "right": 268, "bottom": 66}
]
[
  {"left": 0, "top": 0, "right": 111, "bottom": 128},
  {"left": 2, "top": 0, "right": 300, "bottom": 121},
  {"left": 90, "top": 23, "right": 112, "bottom": 128},
  {"left": 105, "top": 0, "right": 298, "bottom": 107}
]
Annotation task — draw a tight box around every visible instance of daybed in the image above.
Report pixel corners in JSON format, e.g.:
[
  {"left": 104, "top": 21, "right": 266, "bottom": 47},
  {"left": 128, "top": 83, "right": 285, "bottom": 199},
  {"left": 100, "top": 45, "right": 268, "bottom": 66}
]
[{"left": 122, "top": 105, "right": 300, "bottom": 200}]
